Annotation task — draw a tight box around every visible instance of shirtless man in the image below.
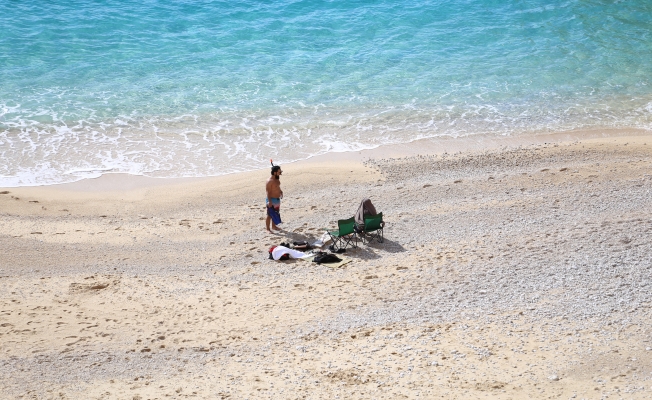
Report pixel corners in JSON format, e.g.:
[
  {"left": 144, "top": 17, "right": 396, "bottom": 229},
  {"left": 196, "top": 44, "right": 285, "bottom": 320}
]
[{"left": 266, "top": 165, "right": 283, "bottom": 232}]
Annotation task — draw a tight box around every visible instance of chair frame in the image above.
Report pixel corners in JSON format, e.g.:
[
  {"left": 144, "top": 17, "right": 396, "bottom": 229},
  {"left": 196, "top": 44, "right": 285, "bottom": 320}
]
[
  {"left": 327, "top": 217, "right": 358, "bottom": 251},
  {"left": 360, "top": 212, "right": 384, "bottom": 244}
]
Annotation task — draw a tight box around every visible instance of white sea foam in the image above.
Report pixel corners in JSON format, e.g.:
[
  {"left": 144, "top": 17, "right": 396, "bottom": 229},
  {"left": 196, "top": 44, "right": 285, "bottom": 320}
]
[{"left": 1, "top": 98, "right": 652, "bottom": 187}]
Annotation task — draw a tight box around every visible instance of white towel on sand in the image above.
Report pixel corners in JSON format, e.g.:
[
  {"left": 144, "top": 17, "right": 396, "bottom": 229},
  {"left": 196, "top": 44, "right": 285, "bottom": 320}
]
[{"left": 271, "top": 246, "right": 309, "bottom": 261}]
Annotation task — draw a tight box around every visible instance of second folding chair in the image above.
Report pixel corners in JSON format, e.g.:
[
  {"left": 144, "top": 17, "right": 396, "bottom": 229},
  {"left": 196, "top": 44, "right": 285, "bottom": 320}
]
[
  {"left": 360, "top": 212, "right": 384, "bottom": 244},
  {"left": 327, "top": 217, "right": 358, "bottom": 251}
]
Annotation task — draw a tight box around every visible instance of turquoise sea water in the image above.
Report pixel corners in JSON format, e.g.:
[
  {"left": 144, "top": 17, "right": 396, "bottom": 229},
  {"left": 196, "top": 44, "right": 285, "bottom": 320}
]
[{"left": 1, "top": 0, "right": 652, "bottom": 186}]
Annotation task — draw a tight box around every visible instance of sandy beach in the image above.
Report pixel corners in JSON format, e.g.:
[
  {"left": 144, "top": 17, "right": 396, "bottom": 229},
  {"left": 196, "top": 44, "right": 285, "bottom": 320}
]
[{"left": 2, "top": 131, "right": 652, "bottom": 399}]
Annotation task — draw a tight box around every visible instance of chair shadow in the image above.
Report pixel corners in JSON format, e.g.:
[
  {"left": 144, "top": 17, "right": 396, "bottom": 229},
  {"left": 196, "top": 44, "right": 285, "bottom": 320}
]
[
  {"left": 349, "top": 245, "right": 387, "bottom": 260},
  {"left": 358, "top": 236, "right": 406, "bottom": 253}
]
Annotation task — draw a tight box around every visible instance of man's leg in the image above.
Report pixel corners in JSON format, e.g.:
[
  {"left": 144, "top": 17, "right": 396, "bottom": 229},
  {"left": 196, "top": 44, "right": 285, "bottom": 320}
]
[
  {"left": 271, "top": 206, "right": 281, "bottom": 230},
  {"left": 272, "top": 200, "right": 282, "bottom": 230},
  {"left": 266, "top": 215, "right": 272, "bottom": 232}
]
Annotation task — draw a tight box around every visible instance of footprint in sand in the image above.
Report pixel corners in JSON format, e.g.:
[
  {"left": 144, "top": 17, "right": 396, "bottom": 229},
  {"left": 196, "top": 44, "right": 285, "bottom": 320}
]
[
  {"left": 69, "top": 282, "right": 112, "bottom": 294},
  {"left": 0, "top": 191, "right": 9, "bottom": 195}
]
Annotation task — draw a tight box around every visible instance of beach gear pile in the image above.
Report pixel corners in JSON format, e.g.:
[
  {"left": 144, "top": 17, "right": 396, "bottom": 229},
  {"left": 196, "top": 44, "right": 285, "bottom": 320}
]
[
  {"left": 267, "top": 241, "right": 343, "bottom": 265},
  {"left": 267, "top": 198, "right": 384, "bottom": 266}
]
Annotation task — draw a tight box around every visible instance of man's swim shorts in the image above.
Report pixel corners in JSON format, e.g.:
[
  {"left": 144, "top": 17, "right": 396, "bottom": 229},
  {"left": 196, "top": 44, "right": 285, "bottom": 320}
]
[{"left": 266, "top": 197, "right": 282, "bottom": 225}]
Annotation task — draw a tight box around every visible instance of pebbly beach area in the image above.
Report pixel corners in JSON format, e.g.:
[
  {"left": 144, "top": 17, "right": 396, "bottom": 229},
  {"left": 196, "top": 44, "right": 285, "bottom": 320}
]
[{"left": 1, "top": 131, "right": 652, "bottom": 399}]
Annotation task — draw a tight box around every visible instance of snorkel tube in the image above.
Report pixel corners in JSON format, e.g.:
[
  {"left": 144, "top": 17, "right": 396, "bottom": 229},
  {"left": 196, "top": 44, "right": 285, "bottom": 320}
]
[{"left": 270, "top": 159, "right": 281, "bottom": 178}]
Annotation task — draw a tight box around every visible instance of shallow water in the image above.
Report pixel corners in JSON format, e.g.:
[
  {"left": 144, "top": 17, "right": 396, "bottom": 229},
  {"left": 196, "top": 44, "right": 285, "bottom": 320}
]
[{"left": 1, "top": 0, "right": 652, "bottom": 186}]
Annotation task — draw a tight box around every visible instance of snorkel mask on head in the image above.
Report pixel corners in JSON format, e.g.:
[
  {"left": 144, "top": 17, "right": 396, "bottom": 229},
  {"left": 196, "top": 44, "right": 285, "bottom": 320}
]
[{"left": 270, "top": 159, "right": 281, "bottom": 177}]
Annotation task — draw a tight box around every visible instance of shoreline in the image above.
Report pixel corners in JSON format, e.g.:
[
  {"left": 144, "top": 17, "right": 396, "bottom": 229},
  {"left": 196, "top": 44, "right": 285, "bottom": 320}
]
[{"left": 3, "top": 126, "right": 649, "bottom": 195}]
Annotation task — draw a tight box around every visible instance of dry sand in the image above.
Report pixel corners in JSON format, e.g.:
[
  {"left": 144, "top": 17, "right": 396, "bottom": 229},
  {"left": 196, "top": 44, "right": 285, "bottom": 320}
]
[{"left": 1, "top": 131, "right": 652, "bottom": 399}]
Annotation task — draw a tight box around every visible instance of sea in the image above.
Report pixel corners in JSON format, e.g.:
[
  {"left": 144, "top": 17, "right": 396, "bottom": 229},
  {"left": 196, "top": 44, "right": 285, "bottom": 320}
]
[{"left": 2, "top": 0, "right": 652, "bottom": 187}]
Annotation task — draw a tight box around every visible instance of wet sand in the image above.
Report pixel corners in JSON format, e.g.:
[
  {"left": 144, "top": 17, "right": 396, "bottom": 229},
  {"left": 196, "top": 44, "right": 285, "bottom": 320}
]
[{"left": 1, "top": 131, "right": 652, "bottom": 399}]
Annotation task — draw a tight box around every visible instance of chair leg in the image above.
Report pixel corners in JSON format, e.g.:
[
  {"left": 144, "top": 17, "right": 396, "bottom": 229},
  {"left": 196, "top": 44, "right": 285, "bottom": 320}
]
[
  {"left": 333, "top": 234, "right": 358, "bottom": 251},
  {"left": 366, "top": 229, "right": 383, "bottom": 244},
  {"left": 345, "top": 234, "right": 357, "bottom": 249},
  {"left": 330, "top": 236, "right": 342, "bottom": 251}
]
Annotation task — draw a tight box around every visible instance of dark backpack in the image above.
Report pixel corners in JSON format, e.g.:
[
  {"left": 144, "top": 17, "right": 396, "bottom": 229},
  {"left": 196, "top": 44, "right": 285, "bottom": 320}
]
[
  {"left": 313, "top": 252, "right": 342, "bottom": 264},
  {"left": 292, "top": 240, "right": 312, "bottom": 250}
]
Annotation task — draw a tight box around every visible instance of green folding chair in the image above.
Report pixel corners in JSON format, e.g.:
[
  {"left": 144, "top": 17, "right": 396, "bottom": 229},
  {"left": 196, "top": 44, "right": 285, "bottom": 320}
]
[
  {"left": 361, "top": 212, "right": 384, "bottom": 244},
  {"left": 327, "top": 217, "right": 358, "bottom": 251}
]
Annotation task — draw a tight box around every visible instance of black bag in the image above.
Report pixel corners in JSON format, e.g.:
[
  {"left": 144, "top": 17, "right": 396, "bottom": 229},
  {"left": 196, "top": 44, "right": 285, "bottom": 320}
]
[
  {"left": 328, "top": 245, "right": 346, "bottom": 254},
  {"left": 313, "top": 252, "right": 342, "bottom": 264},
  {"left": 292, "top": 240, "right": 312, "bottom": 250}
]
